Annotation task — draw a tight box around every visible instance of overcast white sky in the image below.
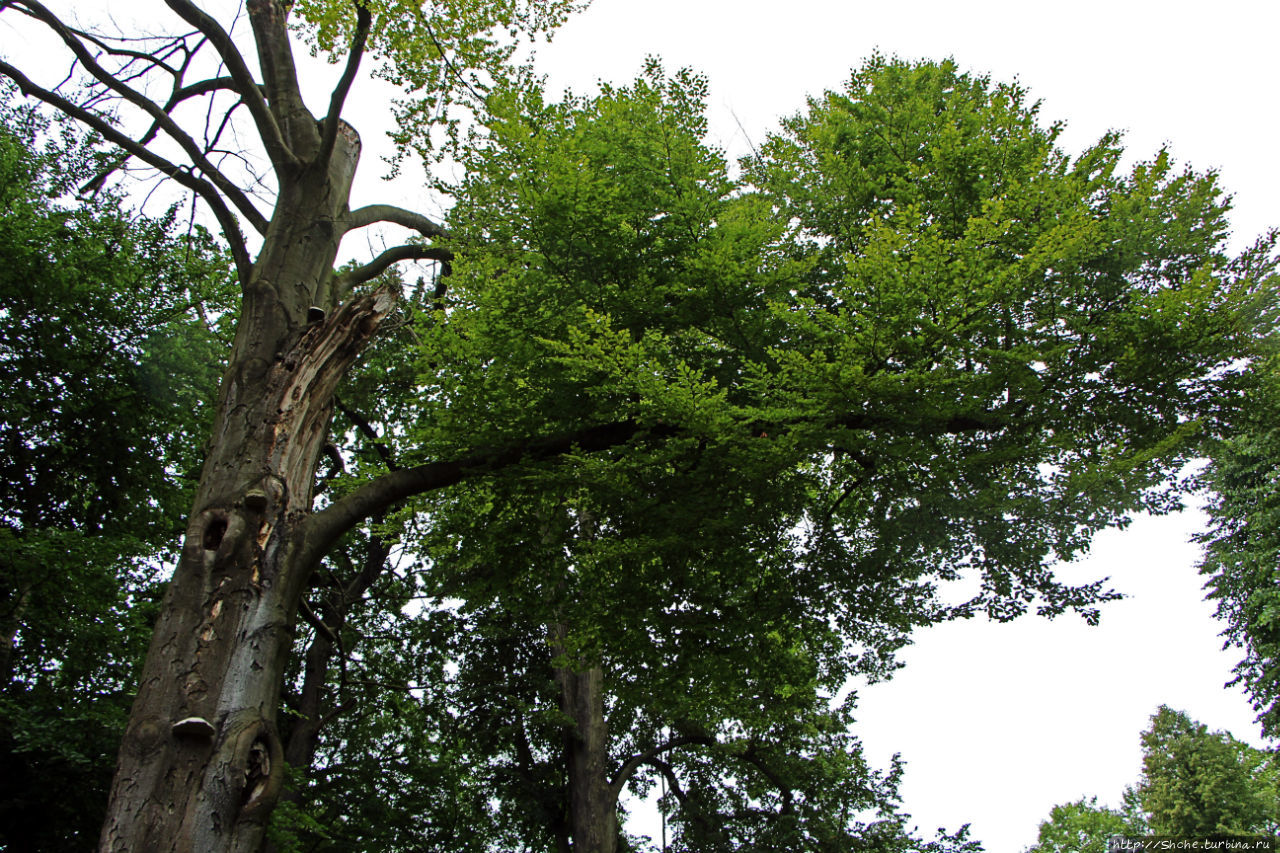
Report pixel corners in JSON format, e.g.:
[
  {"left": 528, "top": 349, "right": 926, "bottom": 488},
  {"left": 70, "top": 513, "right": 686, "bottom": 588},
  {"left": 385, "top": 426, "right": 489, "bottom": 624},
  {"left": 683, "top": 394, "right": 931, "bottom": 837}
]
[{"left": 7, "top": 1, "right": 1278, "bottom": 850}]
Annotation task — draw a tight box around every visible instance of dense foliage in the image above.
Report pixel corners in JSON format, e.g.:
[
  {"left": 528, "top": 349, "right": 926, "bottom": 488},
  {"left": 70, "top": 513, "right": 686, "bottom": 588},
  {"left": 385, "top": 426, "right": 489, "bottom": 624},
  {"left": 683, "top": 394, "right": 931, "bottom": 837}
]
[
  {"left": 1198, "top": 268, "right": 1280, "bottom": 737},
  {"left": 264, "top": 56, "right": 1266, "bottom": 850},
  {"left": 1, "top": 0, "right": 1273, "bottom": 844}
]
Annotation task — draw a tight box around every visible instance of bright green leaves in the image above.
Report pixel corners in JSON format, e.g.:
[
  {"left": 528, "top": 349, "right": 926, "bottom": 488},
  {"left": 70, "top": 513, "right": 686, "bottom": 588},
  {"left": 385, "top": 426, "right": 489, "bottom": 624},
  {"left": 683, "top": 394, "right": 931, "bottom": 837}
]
[
  {"left": 1025, "top": 796, "right": 1139, "bottom": 853},
  {"left": 742, "top": 54, "right": 1256, "bottom": 624},
  {"left": 416, "top": 61, "right": 779, "bottom": 453},
  {"left": 290, "top": 0, "right": 584, "bottom": 157}
]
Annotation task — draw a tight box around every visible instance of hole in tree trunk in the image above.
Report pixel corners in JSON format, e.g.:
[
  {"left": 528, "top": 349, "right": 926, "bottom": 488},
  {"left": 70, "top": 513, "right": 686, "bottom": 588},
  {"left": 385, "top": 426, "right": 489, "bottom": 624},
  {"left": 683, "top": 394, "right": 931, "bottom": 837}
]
[{"left": 203, "top": 515, "right": 228, "bottom": 551}]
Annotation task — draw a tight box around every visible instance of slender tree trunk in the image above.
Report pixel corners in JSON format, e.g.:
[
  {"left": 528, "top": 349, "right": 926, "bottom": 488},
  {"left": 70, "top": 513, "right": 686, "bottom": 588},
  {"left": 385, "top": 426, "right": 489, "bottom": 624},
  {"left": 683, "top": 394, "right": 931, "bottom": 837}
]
[{"left": 98, "top": 124, "right": 391, "bottom": 853}]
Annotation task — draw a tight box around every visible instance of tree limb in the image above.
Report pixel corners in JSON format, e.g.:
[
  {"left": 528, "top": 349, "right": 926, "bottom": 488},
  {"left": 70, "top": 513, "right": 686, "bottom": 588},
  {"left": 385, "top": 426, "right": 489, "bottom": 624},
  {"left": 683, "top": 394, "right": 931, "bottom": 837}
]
[
  {"left": 644, "top": 756, "right": 690, "bottom": 808},
  {"left": 244, "top": 0, "right": 315, "bottom": 167},
  {"left": 163, "top": 0, "right": 298, "bottom": 170},
  {"left": 345, "top": 204, "right": 450, "bottom": 240},
  {"left": 737, "top": 745, "right": 794, "bottom": 816},
  {"left": 317, "top": 1, "right": 371, "bottom": 168},
  {"left": 332, "top": 245, "right": 454, "bottom": 295},
  {"left": 14, "top": 0, "right": 270, "bottom": 234},
  {"left": 299, "top": 420, "right": 673, "bottom": 576},
  {"left": 610, "top": 735, "right": 714, "bottom": 798}
]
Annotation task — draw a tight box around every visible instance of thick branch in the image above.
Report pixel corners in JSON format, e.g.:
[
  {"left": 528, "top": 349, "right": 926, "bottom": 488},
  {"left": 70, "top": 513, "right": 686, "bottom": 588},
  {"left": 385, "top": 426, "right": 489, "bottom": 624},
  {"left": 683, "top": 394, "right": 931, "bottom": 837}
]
[
  {"left": 345, "top": 204, "right": 450, "bottom": 240},
  {"left": 245, "top": 0, "right": 315, "bottom": 164},
  {"left": 163, "top": 0, "right": 297, "bottom": 170},
  {"left": 332, "top": 245, "right": 453, "bottom": 295},
  {"left": 299, "top": 399, "right": 1009, "bottom": 578},
  {"left": 0, "top": 58, "right": 253, "bottom": 282},
  {"left": 300, "top": 420, "right": 669, "bottom": 575},
  {"left": 318, "top": 1, "right": 371, "bottom": 168},
  {"left": 610, "top": 735, "right": 714, "bottom": 798}
]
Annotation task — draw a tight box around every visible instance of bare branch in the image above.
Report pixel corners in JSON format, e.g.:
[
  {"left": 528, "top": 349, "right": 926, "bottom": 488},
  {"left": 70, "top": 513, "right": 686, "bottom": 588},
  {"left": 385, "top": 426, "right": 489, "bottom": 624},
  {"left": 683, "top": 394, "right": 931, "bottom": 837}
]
[
  {"left": 162, "top": 0, "right": 298, "bottom": 170},
  {"left": 345, "top": 204, "right": 450, "bottom": 239},
  {"left": 0, "top": 57, "right": 253, "bottom": 282},
  {"left": 318, "top": 1, "right": 371, "bottom": 168},
  {"left": 13, "top": 0, "right": 270, "bottom": 234},
  {"left": 332, "top": 245, "right": 453, "bottom": 296},
  {"left": 63, "top": 24, "right": 189, "bottom": 78}
]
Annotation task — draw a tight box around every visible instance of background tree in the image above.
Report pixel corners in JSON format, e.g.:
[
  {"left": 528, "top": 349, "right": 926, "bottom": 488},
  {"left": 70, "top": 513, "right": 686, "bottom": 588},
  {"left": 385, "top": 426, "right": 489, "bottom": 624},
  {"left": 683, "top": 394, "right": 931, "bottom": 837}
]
[
  {"left": 0, "top": 92, "right": 236, "bottom": 849},
  {"left": 1137, "top": 705, "right": 1279, "bottom": 836},
  {"left": 1024, "top": 706, "right": 1278, "bottom": 850},
  {"left": 1023, "top": 796, "right": 1140, "bottom": 853}
]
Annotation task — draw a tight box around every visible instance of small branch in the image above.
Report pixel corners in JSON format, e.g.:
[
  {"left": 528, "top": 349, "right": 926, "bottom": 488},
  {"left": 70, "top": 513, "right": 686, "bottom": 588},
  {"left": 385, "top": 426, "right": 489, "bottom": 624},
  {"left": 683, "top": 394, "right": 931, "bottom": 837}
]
[
  {"left": 610, "top": 735, "right": 714, "bottom": 798},
  {"left": 344, "top": 204, "right": 450, "bottom": 240},
  {"left": 15, "top": 0, "right": 269, "bottom": 234},
  {"left": 317, "top": 0, "right": 371, "bottom": 168},
  {"left": 335, "top": 397, "right": 399, "bottom": 471},
  {"left": 644, "top": 756, "right": 690, "bottom": 808},
  {"left": 298, "top": 598, "right": 338, "bottom": 645},
  {"left": 332, "top": 245, "right": 453, "bottom": 295}
]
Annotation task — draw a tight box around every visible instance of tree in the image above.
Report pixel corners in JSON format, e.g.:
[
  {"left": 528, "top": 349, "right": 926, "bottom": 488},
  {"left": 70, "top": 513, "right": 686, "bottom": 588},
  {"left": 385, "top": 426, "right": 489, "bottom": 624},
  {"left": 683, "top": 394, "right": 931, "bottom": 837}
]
[
  {"left": 0, "top": 7, "right": 1263, "bottom": 852},
  {"left": 1137, "top": 705, "right": 1279, "bottom": 836},
  {"left": 1023, "top": 796, "right": 1138, "bottom": 853},
  {"left": 269, "top": 65, "right": 976, "bottom": 853},
  {"left": 0, "top": 3, "right": 576, "bottom": 850},
  {"left": 0, "top": 92, "right": 235, "bottom": 848},
  {"left": 286, "top": 57, "right": 1257, "bottom": 851},
  {"left": 1024, "top": 707, "right": 1279, "bottom": 850}
]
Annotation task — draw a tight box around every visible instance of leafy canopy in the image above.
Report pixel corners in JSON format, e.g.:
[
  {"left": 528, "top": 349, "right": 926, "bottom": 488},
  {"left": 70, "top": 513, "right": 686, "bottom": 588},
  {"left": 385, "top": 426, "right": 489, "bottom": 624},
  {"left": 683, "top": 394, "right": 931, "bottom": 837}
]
[{"left": 270, "top": 54, "right": 1267, "bottom": 850}]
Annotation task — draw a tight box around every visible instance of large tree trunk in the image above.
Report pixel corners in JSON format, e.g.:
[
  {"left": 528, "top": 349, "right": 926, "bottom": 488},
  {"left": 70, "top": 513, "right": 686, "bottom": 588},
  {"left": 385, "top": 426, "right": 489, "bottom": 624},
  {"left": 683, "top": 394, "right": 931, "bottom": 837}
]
[
  {"left": 98, "top": 123, "right": 388, "bottom": 853},
  {"left": 554, "top": 647, "right": 618, "bottom": 853}
]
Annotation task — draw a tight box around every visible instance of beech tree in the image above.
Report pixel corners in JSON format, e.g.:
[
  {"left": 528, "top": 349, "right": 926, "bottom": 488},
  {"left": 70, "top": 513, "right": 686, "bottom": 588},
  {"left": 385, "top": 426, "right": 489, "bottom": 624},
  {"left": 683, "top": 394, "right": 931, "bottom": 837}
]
[
  {"left": 281, "top": 58, "right": 1258, "bottom": 851},
  {"left": 0, "top": 2, "right": 581, "bottom": 850},
  {"left": 0, "top": 4, "right": 1266, "bottom": 853}
]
